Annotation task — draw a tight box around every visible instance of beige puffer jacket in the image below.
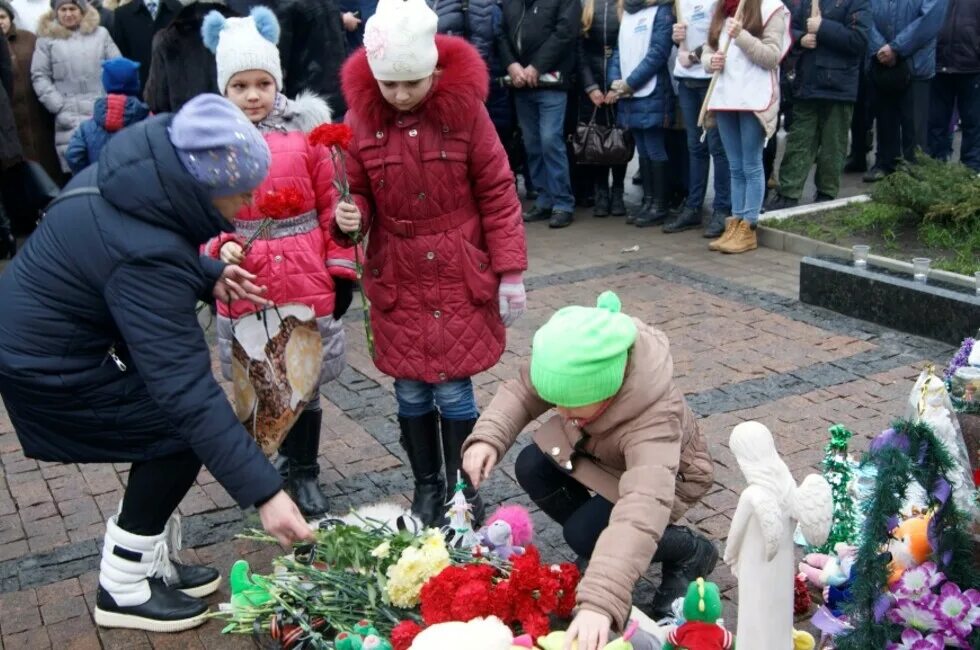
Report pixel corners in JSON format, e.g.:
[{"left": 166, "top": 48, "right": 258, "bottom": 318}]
[
  {"left": 31, "top": 6, "right": 120, "bottom": 172},
  {"left": 700, "top": 8, "right": 789, "bottom": 139},
  {"left": 463, "top": 321, "right": 715, "bottom": 630}
]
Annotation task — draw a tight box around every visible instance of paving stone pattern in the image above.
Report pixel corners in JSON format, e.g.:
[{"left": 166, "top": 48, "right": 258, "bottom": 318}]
[{"left": 0, "top": 217, "right": 954, "bottom": 648}]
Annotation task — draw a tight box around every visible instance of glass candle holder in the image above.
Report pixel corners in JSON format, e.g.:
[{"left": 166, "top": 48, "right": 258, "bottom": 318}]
[
  {"left": 852, "top": 245, "right": 870, "bottom": 268},
  {"left": 912, "top": 257, "right": 931, "bottom": 283},
  {"left": 975, "top": 271, "right": 980, "bottom": 296}
]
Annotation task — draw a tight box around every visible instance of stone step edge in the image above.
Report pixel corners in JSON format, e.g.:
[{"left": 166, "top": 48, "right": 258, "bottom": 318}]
[{"left": 757, "top": 194, "right": 978, "bottom": 291}]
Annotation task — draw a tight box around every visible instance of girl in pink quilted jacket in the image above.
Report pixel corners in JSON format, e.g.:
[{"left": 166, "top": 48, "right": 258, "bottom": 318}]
[
  {"left": 201, "top": 7, "right": 356, "bottom": 517},
  {"left": 331, "top": 0, "right": 528, "bottom": 527}
]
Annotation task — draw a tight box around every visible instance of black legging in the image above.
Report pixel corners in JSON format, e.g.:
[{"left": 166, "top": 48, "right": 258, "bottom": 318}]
[
  {"left": 118, "top": 449, "right": 202, "bottom": 536},
  {"left": 591, "top": 165, "right": 627, "bottom": 191}
]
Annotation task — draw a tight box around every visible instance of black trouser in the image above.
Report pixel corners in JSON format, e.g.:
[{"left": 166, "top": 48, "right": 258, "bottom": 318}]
[
  {"left": 850, "top": 64, "right": 874, "bottom": 159},
  {"left": 118, "top": 449, "right": 202, "bottom": 536},
  {"left": 514, "top": 444, "right": 613, "bottom": 558},
  {"left": 875, "top": 79, "right": 930, "bottom": 172}
]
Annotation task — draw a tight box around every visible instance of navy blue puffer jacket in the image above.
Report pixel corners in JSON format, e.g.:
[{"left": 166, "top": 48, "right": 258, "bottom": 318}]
[
  {"left": 0, "top": 115, "right": 283, "bottom": 509},
  {"left": 608, "top": 3, "right": 675, "bottom": 130},
  {"left": 426, "top": 0, "right": 466, "bottom": 35}
]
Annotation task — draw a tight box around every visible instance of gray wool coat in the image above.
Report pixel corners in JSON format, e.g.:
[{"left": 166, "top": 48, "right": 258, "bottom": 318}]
[{"left": 30, "top": 6, "right": 119, "bottom": 172}]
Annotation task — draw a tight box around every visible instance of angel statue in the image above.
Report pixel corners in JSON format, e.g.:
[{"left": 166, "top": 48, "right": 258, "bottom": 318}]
[{"left": 724, "top": 422, "right": 833, "bottom": 649}]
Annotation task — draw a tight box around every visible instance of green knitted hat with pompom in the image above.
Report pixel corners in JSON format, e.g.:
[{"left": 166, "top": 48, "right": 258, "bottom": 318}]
[{"left": 530, "top": 291, "right": 638, "bottom": 408}]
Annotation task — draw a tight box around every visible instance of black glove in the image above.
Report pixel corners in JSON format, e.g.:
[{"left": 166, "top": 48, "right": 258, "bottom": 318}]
[{"left": 332, "top": 277, "right": 355, "bottom": 320}]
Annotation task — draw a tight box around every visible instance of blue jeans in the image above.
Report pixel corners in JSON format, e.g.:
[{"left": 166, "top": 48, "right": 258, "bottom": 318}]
[
  {"left": 633, "top": 126, "right": 667, "bottom": 161},
  {"left": 927, "top": 73, "right": 980, "bottom": 172},
  {"left": 394, "top": 378, "right": 479, "bottom": 420},
  {"left": 515, "top": 91, "right": 575, "bottom": 213},
  {"left": 678, "top": 81, "right": 732, "bottom": 213},
  {"left": 715, "top": 111, "right": 765, "bottom": 225}
]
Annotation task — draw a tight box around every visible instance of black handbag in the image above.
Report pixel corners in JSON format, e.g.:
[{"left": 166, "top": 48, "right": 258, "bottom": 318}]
[{"left": 571, "top": 107, "right": 635, "bottom": 166}]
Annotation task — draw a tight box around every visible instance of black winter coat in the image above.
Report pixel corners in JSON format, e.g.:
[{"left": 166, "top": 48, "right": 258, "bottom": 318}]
[
  {"left": 579, "top": 0, "right": 619, "bottom": 93},
  {"left": 498, "top": 0, "right": 582, "bottom": 90},
  {"left": 786, "top": 0, "right": 870, "bottom": 102},
  {"left": 144, "top": 2, "right": 238, "bottom": 114},
  {"left": 426, "top": 0, "right": 465, "bottom": 35},
  {"left": 0, "top": 37, "right": 21, "bottom": 166},
  {"left": 0, "top": 115, "right": 283, "bottom": 509},
  {"left": 110, "top": 0, "right": 180, "bottom": 96},
  {"left": 227, "top": 0, "right": 348, "bottom": 115},
  {"left": 936, "top": 0, "right": 980, "bottom": 73}
]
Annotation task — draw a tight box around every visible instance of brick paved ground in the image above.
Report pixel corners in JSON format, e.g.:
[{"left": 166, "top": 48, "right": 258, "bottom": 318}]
[{"left": 0, "top": 211, "right": 954, "bottom": 649}]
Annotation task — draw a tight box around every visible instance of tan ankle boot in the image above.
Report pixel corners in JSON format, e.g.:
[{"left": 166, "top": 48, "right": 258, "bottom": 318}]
[
  {"left": 718, "top": 219, "right": 758, "bottom": 254},
  {"left": 708, "top": 217, "right": 739, "bottom": 251}
]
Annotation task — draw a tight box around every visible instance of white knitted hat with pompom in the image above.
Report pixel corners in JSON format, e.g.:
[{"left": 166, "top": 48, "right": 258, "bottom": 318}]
[{"left": 201, "top": 5, "right": 282, "bottom": 92}]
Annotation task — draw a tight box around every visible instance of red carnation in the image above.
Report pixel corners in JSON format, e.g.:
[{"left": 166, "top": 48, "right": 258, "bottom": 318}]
[
  {"left": 490, "top": 579, "right": 515, "bottom": 622},
  {"left": 450, "top": 580, "right": 494, "bottom": 622},
  {"left": 309, "top": 123, "right": 353, "bottom": 150},
  {"left": 255, "top": 186, "right": 304, "bottom": 218},
  {"left": 391, "top": 621, "right": 422, "bottom": 650},
  {"left": 520, "top": 610, "right": 551, "bottom": 639},
  {"left": 794, "top": 573, "right": 812, "bottom": 616}
]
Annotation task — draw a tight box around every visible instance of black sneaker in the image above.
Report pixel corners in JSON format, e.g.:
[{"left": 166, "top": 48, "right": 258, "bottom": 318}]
[
  {"left": 549, "top": 210, "right": 574, "bottom": 228},
  {"left": 862, "top": 166, "right": 888, "bottom": 183},
  {"left": 765, "top": 194, "right": 797, "bottom": 211},
  {"left": 95, "top": 578, "right": 209, "bottom": 633},
  {"left": 522, "top": 205, "right": 552, "bottom": 223},
  {"left": 662, "top": 207, "right": 703, "bottom": 233},
  {"left": 703, "top": 211, "right": 728, "bottom": 238}
]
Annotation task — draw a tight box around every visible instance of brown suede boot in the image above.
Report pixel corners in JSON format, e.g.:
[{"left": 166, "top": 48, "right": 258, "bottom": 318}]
[
  {"left": 708, "top": 216, "right": 739, "bottom": 251},
  {"left": 718, "top": 219, "right": 758, "bottom": 254}
]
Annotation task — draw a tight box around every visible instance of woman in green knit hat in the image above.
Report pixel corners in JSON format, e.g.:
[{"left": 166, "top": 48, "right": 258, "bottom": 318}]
[{"left": 463, "top": 291, "right": 717, "bottom": 650}]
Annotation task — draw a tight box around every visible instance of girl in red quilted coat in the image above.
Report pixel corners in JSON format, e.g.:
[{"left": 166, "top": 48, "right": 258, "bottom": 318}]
[
  {"left": 332, "top": 0, "right": 529, "bottom": 526},
  {"left": 200, "top": 7, "right": 357, "bottom": 517}
]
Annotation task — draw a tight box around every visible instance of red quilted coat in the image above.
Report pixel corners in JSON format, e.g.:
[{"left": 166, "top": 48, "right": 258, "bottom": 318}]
[
  {"left": 204, "top": 93, "right": 358, "bottom": 383},
  {"left": 335, "top": 35, "right": 528, "bottom": 383}
]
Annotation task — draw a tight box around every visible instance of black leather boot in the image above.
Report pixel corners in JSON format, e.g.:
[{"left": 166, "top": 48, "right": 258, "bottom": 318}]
[
  {"left": 399, "top": 411, "right": 446, "bottom": 527},
  {"left": 650, "top": 525, "right": 719, "bottom": 618},
  {"left": 635, "top": 161, "right": 670, "bottom": 227},
  {"left": 593, "top": 183, "right": 610, "bottom": 218},
  {"left": 283, "top": 409, "right": 331, "bottom": 517},
  {"left": 609, "top": 187, "right": 627, "bottom": 217},
  {"left": 440, "top": 417, "right": 485, "bottom": 527}
]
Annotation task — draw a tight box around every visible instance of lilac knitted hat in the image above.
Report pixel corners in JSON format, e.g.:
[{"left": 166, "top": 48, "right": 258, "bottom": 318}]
[{"left": 168, "top": 94, "right": 270, "bottom": 198}]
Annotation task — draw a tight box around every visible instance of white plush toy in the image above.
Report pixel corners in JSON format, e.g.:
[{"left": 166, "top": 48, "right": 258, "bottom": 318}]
[
  {"left": 409, "top": 616, "right": 531, "bottom": 650},
  {"left": 317, "top": 502, "right": 424, "bottom": 534}
]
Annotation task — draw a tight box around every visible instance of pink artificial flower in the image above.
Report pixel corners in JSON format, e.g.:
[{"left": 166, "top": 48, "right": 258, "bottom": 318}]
[
  {"left": 893, "top": 563, "right": 945, "bottom": 599},
  {"left": 936, "top": 582, "right": 980, "bottom": 638},
  {"left": 364, "top": 24, "right": 387, "bottom": 61},
  {"left": 888, "top": 598, "right": 942, "bottom": 632},
  {"left": 886, "top": 629, "right": 946, "bottom": 650}
]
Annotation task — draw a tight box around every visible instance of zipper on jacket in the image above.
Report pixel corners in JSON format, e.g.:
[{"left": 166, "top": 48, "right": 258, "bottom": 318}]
[
  {"left": 516, "top": 2, "right": 527, "bottom": 54},
  {"left": 103, "top": 344, "right": 127, "bottom": 372}
]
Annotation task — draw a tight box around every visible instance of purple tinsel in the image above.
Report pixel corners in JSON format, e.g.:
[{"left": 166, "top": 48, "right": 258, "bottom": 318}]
[{"left": 944, "top": 338, "right": 975, "bottom": 381}]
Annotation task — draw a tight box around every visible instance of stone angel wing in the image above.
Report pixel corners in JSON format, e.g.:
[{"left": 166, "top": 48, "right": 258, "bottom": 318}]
[
  {"left": 724, "top": 485, "right": 784, "bottom": 576},
  {"left": 793, "top": 474, "right": 834, "bottom": 548}
]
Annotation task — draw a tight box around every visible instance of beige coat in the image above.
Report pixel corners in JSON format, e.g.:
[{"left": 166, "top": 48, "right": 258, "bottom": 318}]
[
  {"left": 463, "top": 321, "right": 714, "bottom": 630},
  {"left": 700, "top": 9, "right": 788, "bottom": 138}
]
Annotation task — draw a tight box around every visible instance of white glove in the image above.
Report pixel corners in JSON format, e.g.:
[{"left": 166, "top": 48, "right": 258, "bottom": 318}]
[{"left": 498, "top": 273, "right": 526, "bottom": 327}]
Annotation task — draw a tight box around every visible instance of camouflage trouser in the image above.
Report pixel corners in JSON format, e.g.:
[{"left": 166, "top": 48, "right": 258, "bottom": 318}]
[{"left": 777, "top": 100, "right": 854, "bottom": 200}]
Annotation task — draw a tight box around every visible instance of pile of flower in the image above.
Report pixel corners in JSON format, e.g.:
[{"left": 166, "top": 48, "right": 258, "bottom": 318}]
[
  {"left": 885, "top": 562, "right": 980, "bottom": 649},
  {"left": 389, "top": 545, "right": 580, "bottom": 650}
]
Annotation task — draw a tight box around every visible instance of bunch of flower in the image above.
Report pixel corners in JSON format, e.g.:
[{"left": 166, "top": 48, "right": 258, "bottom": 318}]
[
  {"left": 885, "top": 563, "right": 980, "bottom": 649},
  {"left": 389, "top": 545, "right": 580, "bottom": 649},
  {"left": 943, "top": 338, "right": 975, "bottom": 382},
  {"left": 795, "top": 573, "right": 812, "bottom": 617},
  {"left": 385, "top": 529, "right": 451, "bottom": 608},
  {"left": 241, "top": 186, "right": 306, "bottom": 252}
]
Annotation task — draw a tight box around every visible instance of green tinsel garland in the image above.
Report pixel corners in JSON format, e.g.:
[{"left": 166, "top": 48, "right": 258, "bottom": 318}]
[
  {"left": 814, "top": 424, "right": 858, "bottom": 554},
  {"left": 835, "top": 419, "right": 980, "bottom": 650}
]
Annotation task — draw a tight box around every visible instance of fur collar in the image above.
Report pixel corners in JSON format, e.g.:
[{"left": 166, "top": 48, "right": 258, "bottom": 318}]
[
  {"left": 36, "top": 6, "right": 101, "bottom": 38},
  {"left": 256, "top": 91, "right": 332, "bottom": 134},
  {"left": 342, "top": 35, "right": 489, "bottom": 130}
]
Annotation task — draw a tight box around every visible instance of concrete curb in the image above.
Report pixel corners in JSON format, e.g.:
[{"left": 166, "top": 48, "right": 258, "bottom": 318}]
[{"left": 757, "top": 196, "right": 978, "bottom": 291}]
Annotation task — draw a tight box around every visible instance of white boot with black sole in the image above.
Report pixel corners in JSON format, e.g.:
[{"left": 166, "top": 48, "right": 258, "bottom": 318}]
[{"left": 94, "top": 516, "right": 210, "bottom": 632}]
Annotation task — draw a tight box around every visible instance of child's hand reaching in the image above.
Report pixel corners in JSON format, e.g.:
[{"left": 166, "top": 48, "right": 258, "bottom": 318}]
[
  {"left": 335, "top": 201, "right": 362, "bottom": 234},
  {"left": 498, "top": 272, "right": 526, "bottom": 327},
  {"left": 220, "top": 241, "right": 244, "bottom": 265}
]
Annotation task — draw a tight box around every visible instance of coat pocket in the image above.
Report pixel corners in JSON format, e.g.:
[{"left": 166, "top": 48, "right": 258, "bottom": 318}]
[
  {"left": 362, "top": 244, "right": 399, "bottom": 312},
  {"left": 458, "top": 236, "right": 498, "bottom": 305}
]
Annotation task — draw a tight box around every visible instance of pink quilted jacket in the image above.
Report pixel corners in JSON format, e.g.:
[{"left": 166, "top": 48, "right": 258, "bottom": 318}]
[
  {"left": 204, "top": 100, "right": 358, "bottom": 319},
  {"left": 336, "top": 35, "right": 528, "bottom": 383}
]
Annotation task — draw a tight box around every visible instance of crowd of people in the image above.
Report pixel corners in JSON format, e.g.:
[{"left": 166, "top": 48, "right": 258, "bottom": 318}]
[{"left": 0, "top": 0, "right": 975, "bottom": 260}]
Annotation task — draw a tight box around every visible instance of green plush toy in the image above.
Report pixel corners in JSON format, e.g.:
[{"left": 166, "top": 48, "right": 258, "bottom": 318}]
[
  {"left": 663, "top": 578, "right": 734, "bottom": 650},
  {"left": 536, "top": 620, "right": 639, "bottom": 650},
  {"left": 335, "top": 620, "right": 393, "bottom": 650},
  {"left": 229, "top": 559, "right": 273, "bottom": 611}
]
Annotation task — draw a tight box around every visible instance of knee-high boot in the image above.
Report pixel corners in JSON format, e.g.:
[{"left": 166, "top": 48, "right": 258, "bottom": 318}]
[
  {"left": 649, "top": 524, "right": 719, "bottom": 618},
  {"left": 282, "top": 409, "right": 331, "bottom": 517},
  {"left": 440, "top": 417, "right": 485, "bottom": 526},
  {"left": 398, "top": 411, "right": 446, "bottom": 526}
]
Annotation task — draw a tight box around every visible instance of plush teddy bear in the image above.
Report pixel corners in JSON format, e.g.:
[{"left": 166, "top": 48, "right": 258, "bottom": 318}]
[
  {"left": 480, "top": 519, "right": 526, "bottom": 561},
  {"left": 887, "top": 514, "right": 932, "bottom": 585},
  {"left": 408, "top": 616, "right": 533, "bottom": 650}
]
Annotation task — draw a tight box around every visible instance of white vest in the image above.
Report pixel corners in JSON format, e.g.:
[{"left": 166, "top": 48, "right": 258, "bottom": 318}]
[
  {"left": 618, "top": 6, "right": 660, "bottom": 98},
  {"left": 707, "top": 0, "right": 790, "bottom": 112},
  {"left": 672, "top": 0, "right": 716, "bottom": 80}
]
